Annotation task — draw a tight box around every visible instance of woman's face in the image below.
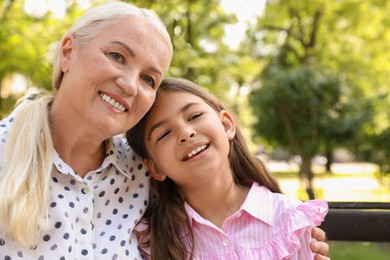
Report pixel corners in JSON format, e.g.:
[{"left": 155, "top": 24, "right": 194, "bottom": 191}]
[{"left": 57, "top": 15, "right": 172, "bottom": 138}]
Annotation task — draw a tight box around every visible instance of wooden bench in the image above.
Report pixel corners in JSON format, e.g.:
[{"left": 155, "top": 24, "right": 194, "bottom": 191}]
[{"left": 319, "top": 202, "right": 390, "bottom": 242}]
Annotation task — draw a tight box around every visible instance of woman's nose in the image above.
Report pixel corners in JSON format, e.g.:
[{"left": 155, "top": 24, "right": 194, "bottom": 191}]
[
  {"left": 179, "top": 128, "right": 196, "bottom": 143},
  {"left": 116, "top": 74, "right": 138, "bottom": 96}
]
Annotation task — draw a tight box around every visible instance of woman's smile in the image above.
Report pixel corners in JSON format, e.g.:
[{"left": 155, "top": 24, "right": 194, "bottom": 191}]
[{"left": 99, "top": 92, "right": 128, "bottom": 112}]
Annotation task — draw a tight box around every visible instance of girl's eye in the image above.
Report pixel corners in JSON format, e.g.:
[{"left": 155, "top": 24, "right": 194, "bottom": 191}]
[
  {"left": 189, "top": 113, "right": 202, "bottom": 121},
  {"left": 141, "top": 75, "right": 157, "bottom": 89},
  {"left": 108, "top": 52, "right": 125, "bottom": 63},
  {"left": 157, "top": 130, "right": 171, "bottom": 141}
]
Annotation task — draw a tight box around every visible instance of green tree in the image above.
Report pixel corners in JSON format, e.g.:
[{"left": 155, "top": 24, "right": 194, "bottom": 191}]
[
  {"left": 249, "top": 64, "right": 359, "bottom": 199},
  {"left": 246, "top": 0, "right": 387, "bottom": 198}
]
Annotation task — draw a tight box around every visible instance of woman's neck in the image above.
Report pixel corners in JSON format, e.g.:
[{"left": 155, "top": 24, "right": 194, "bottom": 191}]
[{"left": 50, "top": 101, "right": 107, "bottom": 178}]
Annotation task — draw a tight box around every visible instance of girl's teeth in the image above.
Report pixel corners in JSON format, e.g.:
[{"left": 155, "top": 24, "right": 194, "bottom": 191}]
[{"left": 187, "top": 145, "right": 207, "bottom": 158}]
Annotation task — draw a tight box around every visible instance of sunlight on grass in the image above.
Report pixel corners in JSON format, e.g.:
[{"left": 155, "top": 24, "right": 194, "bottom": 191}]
[{"left": 269, "top": 162, "right": 390, "bottom": 202}]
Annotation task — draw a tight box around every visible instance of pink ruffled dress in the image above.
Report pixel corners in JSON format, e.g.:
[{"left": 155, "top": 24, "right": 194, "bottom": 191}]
[{"left": 137, "top": 182, "right": 328, "bottom": 259}]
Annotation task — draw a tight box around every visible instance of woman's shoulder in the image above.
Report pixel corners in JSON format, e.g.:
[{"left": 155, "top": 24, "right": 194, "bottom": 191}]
[
  {"left": 1, "top": 99, "right": 31, "bottom": 126},
  {"left": 0, "top": 99, "right": 32, "bottom": 146},
  {"left": 111, "top": 135, "right": 143, "bottom": 160}
]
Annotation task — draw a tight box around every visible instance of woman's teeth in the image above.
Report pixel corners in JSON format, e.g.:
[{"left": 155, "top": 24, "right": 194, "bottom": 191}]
[{"left": 100, "top": 93, "right": 126, "bottom": 112}]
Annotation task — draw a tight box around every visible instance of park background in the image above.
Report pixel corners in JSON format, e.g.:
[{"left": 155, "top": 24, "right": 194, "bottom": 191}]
[{"left": 0, "top": 0, "right": 389, "bottom": 259}]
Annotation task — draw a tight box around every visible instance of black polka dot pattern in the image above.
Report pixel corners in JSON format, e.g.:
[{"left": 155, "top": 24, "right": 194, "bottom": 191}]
[{"left": 0, "top": 102, "right": 150, "bottom": 259}]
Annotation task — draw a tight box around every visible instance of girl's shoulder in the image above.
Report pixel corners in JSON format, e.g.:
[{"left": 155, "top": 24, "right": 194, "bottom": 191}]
[{"left": 253, "top": 184, "right": 328, "bottom": 226}]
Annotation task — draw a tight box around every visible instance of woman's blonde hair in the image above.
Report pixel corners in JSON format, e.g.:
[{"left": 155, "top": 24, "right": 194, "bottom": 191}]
[
  {"left": 0, "top": 1, "right": 171, "bottom": 247},
  {"left": 0, "top": 96, "right": 53, "bottom": 246}
]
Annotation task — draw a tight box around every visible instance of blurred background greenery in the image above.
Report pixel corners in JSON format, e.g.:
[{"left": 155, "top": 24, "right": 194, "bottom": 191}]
[{"left": 1, "top": 0, "right": 389, "bottom": 258}]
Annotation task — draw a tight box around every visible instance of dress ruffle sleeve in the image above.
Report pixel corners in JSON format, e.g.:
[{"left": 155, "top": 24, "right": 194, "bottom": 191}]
[{"left": 257, "top": 199, "right": 328, "bottom": 259}]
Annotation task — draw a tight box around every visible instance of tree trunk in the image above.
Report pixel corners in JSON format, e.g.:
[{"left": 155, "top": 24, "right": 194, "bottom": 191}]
[
  {"left": 301, "top": 156, "right": 315, "bottom": 199},
  {"left": 325, "top": 149, "right": 333, "bottom": 173}
]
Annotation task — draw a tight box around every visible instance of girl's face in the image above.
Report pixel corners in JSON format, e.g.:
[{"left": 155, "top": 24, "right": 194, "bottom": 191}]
[
  {"left": 57, "top": 15, "right": 172, "bottom": 138},
  {"left": 143, "top": 91, "right": 236, "bottom": 192}
]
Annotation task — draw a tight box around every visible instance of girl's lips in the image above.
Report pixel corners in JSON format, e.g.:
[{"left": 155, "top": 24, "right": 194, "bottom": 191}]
[
  {"left": 99, "top": 91, "right": 129, "bottom": 112},
  {"left": 182, "top": 144, "right": 209, "bottom": 161}
]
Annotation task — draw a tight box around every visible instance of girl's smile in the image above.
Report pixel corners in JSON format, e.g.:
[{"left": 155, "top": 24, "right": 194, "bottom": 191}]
[{"left": 182, "top": 143, "right": 209, "bottom": 161}]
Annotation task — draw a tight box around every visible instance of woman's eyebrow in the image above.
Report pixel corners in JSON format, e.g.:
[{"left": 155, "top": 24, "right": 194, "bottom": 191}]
[{"left": 112, "top": 40, "right": 135, "bottom": 57}]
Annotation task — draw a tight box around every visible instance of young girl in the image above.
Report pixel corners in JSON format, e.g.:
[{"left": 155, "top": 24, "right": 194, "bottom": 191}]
[{"left": 127, "top": 78, "right": 328, "bottom": 259}]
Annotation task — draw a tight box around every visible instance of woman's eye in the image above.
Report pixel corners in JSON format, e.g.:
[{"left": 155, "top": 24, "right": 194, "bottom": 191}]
[
  {"left": 189, "top": 113, "right": 202, "bottom": 121},
  {"left": 141, "top": 75, "right": 156, "bottom": 88},
  {"left": 108, "top": 52, "right": 125, "bottom": 63},
  {"left": 157, "top": 130, "right": 170, "bottom": 141}
]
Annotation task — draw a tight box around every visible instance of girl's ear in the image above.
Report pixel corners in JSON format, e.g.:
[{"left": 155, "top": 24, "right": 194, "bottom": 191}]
[
  {"left": 219, "top": 110, "right": 236, "bottom": 140},
  {"left": 144, "top": 159, "right": 167, "bottom": 181},
  {"left": 60, "top": 35, "right": 75, "bottom": 73}
]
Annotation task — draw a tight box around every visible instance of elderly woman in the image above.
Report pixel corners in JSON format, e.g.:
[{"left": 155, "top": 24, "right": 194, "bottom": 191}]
[{"left": 0, "top": 1, "right": 172, "bottom": 258}]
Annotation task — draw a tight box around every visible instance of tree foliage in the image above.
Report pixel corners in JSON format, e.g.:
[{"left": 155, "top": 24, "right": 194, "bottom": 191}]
[
  {"left": 0, "top": 0, "right": 388, "bottom": 176},
  {"left": 0, "top": 0, "right": 89, "bottom": 116}
]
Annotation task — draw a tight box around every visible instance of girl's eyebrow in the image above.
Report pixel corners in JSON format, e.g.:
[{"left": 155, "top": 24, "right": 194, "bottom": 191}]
[{"left": 147, "top": 102, "right": 200, "bottom": 140}]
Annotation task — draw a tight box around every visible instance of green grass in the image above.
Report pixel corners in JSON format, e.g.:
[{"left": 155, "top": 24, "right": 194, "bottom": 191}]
[{"left": 328, "top": 241, "right": 390, "bottom": 260}]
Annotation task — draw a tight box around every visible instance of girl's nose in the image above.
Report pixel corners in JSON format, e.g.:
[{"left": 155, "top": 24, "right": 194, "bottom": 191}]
[
  {"left": 179, "top": 128, "right": 196, "bottom": 143},
  {"left": 116, "top": 74, "right": 138, "bottom": 96}
]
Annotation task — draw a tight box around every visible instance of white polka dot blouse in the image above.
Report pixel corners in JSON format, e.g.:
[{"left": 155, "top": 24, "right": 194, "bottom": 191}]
[{"left": 0, "top": 101, "right": 150, "bottom": 259}]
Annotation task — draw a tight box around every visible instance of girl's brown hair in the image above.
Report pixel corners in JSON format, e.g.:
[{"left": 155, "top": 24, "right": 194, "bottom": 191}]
[{"left": 126, "top": 78, "right": 281, "bottom": 259}]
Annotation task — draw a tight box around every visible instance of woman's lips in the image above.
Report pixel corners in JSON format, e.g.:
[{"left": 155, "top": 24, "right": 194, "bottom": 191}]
[{"left": 99, "top": 92, "right": 128, "bottom": 112}]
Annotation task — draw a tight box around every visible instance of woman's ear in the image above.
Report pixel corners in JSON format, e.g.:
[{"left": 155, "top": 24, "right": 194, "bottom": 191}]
[
  {"left": 60, "top": 35, "right": 75, "bottom": 73},
  {"left": 219, "top": 110, "right": 236, "bottom": 140},
  {"left": 144, "top": 159, "right": 167, "bottom": 181}
]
